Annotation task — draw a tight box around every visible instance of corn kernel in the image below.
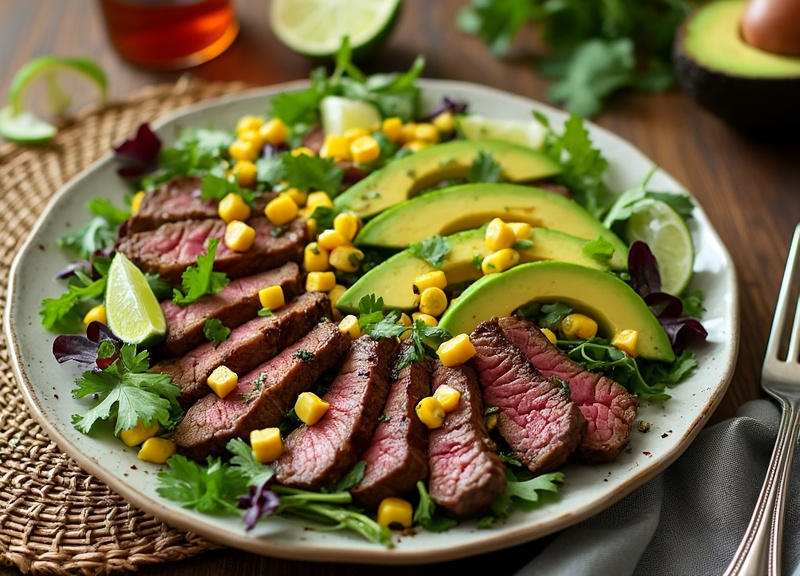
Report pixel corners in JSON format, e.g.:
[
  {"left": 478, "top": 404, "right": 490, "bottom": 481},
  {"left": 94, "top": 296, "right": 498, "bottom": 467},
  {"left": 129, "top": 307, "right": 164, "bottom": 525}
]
[
  {"left": 418, "top": 286, "right": 448, "bottom": 317},
  {"left": 398, "top": 312, "right": 413, "bottom": 340},
  {"left": 415, "top": 396, "right": 446, "bottom": 429},
  {"left": 339, "top": 315, "right": 363, "bottom": 339},
  {"left": 228, "top": 139, "right": 260, "bottom": 161},
  {"left": 400, "top": 122, "right": 417, "bottom": 143},
  {"left": 436, "top": 333, "right": 476, "bottom": 367},
  {"left": 232, "top": 160, "right": 258, "bottom": 187},
  {"left": 207, "top": 365, "right": 239, "bottom": 398},
  {"left": 344, "top": 127, "right": 370, "bottom": 142},
  {"left": 561, "top": 313, "right": 599, "bottom": 340},
  {"left": 381, "top": 117, "right": 404, "bottom": 142},
  {"left": 350, "top": 135, "right": 380, "bottom": 164},
  {"left": 414, "top": 122, "right": 440, "bottom": 143},
  {"left": 404, "top": 140, "right": 429, "bottom": 153},
  {"left": 238, "top": 128, "right": 266, "bottom": 149},
  {"left": 541, "top": 327, "right": 558, "bottom": 345},
  {"left": 259, "top": 118, "right": 288, "bottom": 146},
  {"left": 377, "top": 497, "right": 413, "bottom": 529},
  {"left": 333, "top": 211, "right": 361, "bottom": 242},
  {"left": 306, "top": 271, "right": 337, "bottom": 292},
  {"left": 508, "top": 221, "right": 533, "bottom": 240},
  {"left": 432, "top": 111, "right": 455, "bottom": 133},
  {"left": 485, "top": 218, "right": 517, "bottom": 251},
  {"left": 236, "top": 115, "right": 264, "bottom": 134},
  {"left": 138, "top": 437, "right": 176, "bottom": 464},
  {"left": 83, "top": 304, "right": 106, "bottom": 325},
  {"left": 481, "top": 248, "right": 520, "bottom": 275},
  {"left": 264, "top": 193, "right": 298, "bottom": 226},
  {"left": 305, "top": 217, "right": 318, "bottom": 239},
  {"left": 291, "top": 146, "right": 316, "bottom": 157},
  {"left": 485, "top": 412, "right": 498, "bottom": 431},
  {"left": 295, "top": 391, "right": 330, "bottom": 425},
  {"left": 318, "top": 228, "right": 349, "bottom": 251},
  {"left": 411, "top": 312, "right": 438, "bottom": 327},
  {"left": 250, "top": 427, "right": 284, "bottom": 463},
  {"left": 218, "top": 192, "right": 251, "bottom": 223},
  {"left": 131, "top": 191, "right": 146, "bottom": 214},
  {"left": 433, "top": 384, "right": 461, "bottom": 413},
  {"left": 306, "top": 191, "right": 334, "bottom": 210},
  {"left": 329, "top": 245, "right": 364, "bottom": 273},
  {"left": 259, "top": 285, "right": 285, "bottom": 310},
  {"left": 119, "top": 419, "right": 160, "bottom": 447},
  {"left": 284, "top": 187, "right": 307, "bottom": 207},
  {"left": 224, "top": 220, "right": 256, "bottom": 252},
  {"left": 328, "top": 284, "right": 347, "bottom": 321},
  {"left": 303, "top": 242, "right": 331, "bottom": 272},
  {"left": 320, "top": 134, "right": 351, "bottom": 161},
  {"left": 413, "top": 270, "right": 447, "bottom": 294},
  {"left": 612, "top": 329, "right": 640, "bottom": 357}
]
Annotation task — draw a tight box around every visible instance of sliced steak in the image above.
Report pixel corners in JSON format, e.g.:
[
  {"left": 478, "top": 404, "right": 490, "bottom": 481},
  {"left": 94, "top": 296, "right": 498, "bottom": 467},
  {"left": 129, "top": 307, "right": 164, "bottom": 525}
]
[
  {"left": 116, "top": 216, "right": 307, "bottom": 285},
  {"left": 172, "top": 320, "right": 348, "bottom": 460},
  {"left": 350, "top": 351, "right": 432, "bottom": 510},
  {"left": 498, "top": 315, "right": 639, "bottom": 463},
  {"left": 470, "top": 319, "right": 585, "bottom": 474},
  {"left": 427, "top": 362, "right": 506, "bottom": 517},
  {"left": 154, "top": 262, "right": 302, "bottom": 359},
  {"left": 273, "top": 336, "right": 399, "bottom": 491},
  {"left": 154, "top": 291, "right": 331, "bottom": 408}
]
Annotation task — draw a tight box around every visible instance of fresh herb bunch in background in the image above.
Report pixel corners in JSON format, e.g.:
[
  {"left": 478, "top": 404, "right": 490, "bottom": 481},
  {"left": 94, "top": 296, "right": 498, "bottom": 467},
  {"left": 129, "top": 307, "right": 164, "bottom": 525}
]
[{"left": 457, "top": 0, "right": 699, "bottom": 117}]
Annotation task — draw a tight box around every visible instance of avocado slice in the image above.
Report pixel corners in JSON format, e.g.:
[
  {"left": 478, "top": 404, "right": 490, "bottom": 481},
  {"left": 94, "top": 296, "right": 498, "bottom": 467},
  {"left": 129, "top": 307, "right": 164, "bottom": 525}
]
[
  {"left": 332, "top": 139, "right": 562, "bottom": 219},
  {"left": 438, "top": 261, "right": 675, "bottom": 363},
  {"left": 336, "top": 227, "right": 610, "bottom": 314},
  {"left": 354, "top": 182, "right": 629, "bottom": 269},
  {"left": 674, "top": 0, "right": 800, "bottom": 132}
]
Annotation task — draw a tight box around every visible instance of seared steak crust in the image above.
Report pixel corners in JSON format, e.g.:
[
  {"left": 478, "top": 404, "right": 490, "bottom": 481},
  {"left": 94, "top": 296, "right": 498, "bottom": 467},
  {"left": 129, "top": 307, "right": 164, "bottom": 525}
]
[
  {"left": 172, "top": 320, "right": 348, "bottom": 460},
  {"left": 498, "top": 316, "right": 638, "bottom": 462},
  {"left": 470, "top": 319, "right": 585, "bottom": 474},
  {"left": 427, "top": 362, "right": 506, "bottom": 517},
  {"left": 273, "top": 336, "right": 399, "bottom": 491}
]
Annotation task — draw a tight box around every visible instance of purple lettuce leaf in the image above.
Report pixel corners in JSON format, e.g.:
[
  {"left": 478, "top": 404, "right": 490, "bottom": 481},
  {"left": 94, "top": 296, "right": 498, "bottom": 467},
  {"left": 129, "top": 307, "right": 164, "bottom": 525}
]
[
  {"left": 53, "top": 321, "right": 121, "bottom": 369},
  {"left": 423, "top": 96, "right": 468, "bottom": 121},
  {"left": 238, "top": 481, "right": 281, "bottom": 531},
  {"left": 114, "top": 123, "right": 162, "bottom": 179}
]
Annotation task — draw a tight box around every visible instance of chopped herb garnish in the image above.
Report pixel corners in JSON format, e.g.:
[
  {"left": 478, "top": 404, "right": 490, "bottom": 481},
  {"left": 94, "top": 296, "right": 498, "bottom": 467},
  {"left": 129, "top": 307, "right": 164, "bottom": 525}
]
[
  {"left": 408, "top": 235, "right": 451, "bottom": 268},
  {"left": 258, "top": 307, "right": 274, "bottom": 317},
  {"left": 203, "top": 318, "right": 230, "bottom": 347},
  {"left": 293, "top": 349, "right": 315, "bottom": 363},
  {"left": 172, "top": 238, "right": 230, "bottom": 306}
]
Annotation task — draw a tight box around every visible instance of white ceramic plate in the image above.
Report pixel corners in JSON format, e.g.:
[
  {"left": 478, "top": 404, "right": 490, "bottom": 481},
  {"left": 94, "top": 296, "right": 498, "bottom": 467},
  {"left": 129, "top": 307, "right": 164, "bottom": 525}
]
[{"left": 4, "top": 79, "right": 739, "bottom": 565}]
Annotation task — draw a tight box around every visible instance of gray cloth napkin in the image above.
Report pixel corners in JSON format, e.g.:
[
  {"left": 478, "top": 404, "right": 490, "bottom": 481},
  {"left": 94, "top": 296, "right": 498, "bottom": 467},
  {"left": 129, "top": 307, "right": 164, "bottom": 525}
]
[{"left": 515, "top": 399, "right": 800, "bottom": 576}]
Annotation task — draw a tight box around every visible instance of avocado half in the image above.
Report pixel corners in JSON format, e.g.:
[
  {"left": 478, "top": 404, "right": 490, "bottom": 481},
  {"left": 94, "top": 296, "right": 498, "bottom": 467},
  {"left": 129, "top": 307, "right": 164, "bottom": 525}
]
[{"left": 674, "top": 0, "right": 800, "bottom": 132}]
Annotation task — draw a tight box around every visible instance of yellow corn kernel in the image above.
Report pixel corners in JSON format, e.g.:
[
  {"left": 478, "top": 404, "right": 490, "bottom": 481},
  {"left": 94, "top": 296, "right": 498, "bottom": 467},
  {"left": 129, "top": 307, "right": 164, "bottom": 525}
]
[
  {"left": 250, "top": 427, "right": 284, "bottom": 464},
  {"left": 404, "top": 139, "right": 429, "bottom": 153},
  {"left": 414, "top": 122, "right": 440, "bottom": 143},
  {"left": 228, "top": 138, "right": 260, "bottom": 161},
  {"left": 238, "top": 128, "right": 266, "bottom": 149},
  {"left": 264, "top": 193, "right": 298, "bottom": 226},
  {"left": 328, "top": 284, "right": 347, "bottom": 321},
  {"left": 432, "top": 111, "right": 455, "bottom": 133},
  {"left": 119, "top": 419, "right": 160, "bottom": 447},
  {"left": 508, "top": 221, "right": 533, "bottom": 240},
  {"left": 561, "top": 313, "right": 599, "bottom": 340},
  {"left": 258, "top": 285, "right": 285, "bottom": 310},
  {"left": 418, "top": 287, "right": 448, "bottom": 317},
  {"left": 333, "top": 212, "right": 361, "bottom": 242},
  {"left": 207, "top": 365, "right": 239, "bottom": 398},
  {"left": 436, "top": 333, "right": 476, "bottom": 367},
  {"left": 484, "top": 217, "right": 517, "bottom": 251},
  {"left": 481, "top": 248, "right": 520, "bottom": 275},
  {"left": 291, "top": 146, "right": 316, "bottom": 157},
  {"left": 339, "top": 315, "right": 363, "bottom": 339},
  {"left": 415, "top": 396, "right": 446, "bottom": 429},
  {"left": 138, "top": 437, "right": 176, "bottom": 464},
  {"left": 318, "top": 228, "right": 349, "bottom": 251},
  {"left": 344, "top": 127, "right": 370, "bottom": 142},
  {"left": 306, "top": 191, "right": 334, "bottom": 210},
  {"left": 284, "top": 187, "right": 307, "bottom": 207},
  {"left": 413, "top": 270, "right": 447, "bottom": 294},
  {"left": 329, "top": 245, "right": 364, "bottom": 273},
  {"left": 350, "top": 135, "right": 380, "bottom": 164},
  {"left": 83, "top": 304, "right": 106, "bottom": 325},
  {"left": 224, "top": 220, "right": 256, "bottom": 252},
  {"left": 236, "top": 114, "right": 264, "bottom": 134},
  {"left": 398, "top": 312, "right": 413, "bottom": 341},
  {"left": 259, "top": 118, "right": 288, "bottom": 146},
  {"left": 303, "top": 242, "right": 331, "bottom": 272},
  {"left": 320, "top": 134, "right": 351, "bottom": 161},
  {"left": 433, "top": 384, "right": 461, "bottom": 413},
  {"left": 400, "top": 122, "right": 417, "bottom": 143},
  {"left": 295, "top": 391, "right": 330, "bottom": 426},
  {"left": 305, "top": 217, "right": 318, "bottom": 239},
  {"left": 218, "top": 192, "right": 251, "bottom": 223},
  {"left": 412, "top": 312, "right": 438, "bottom": 327},
  {"left": 381, "top": 117, "right": 404, "bottom": 142},
  {"left": 232, "top": 160, "right": 258, "bottom": 187},
  {"left": 612, "top": 329, "right": 640, "bottom": 357},
  {"left": 485, "top": 412, "right": 498, "bottom": 431},
  {"left": 306, "top": 271, "right": 337, "bottom": 292},
  {"left": 541, "top": 327, "right": 558, "bottom": 345},
  {"left": 377, "top": 497, "right": 413, "bottom": 529},
  {"left": 131, "top": 191, "right": 146, "bottom": 214}
]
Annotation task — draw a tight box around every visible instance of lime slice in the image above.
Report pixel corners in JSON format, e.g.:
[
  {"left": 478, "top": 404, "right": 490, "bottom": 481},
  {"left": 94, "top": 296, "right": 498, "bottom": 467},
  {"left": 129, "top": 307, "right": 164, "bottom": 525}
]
[
  {"left": 320, "top": 96, "right": 382, "bottom": 135},
  {"left": 105, "top": 252, "right": 167, "bottom": 346},
  {"left": 0, "top": 106, "right": 57, "bottom": 144},
  {"left": 626, "top": 199, "right": 695, "bottom": 296},
  {"left": 270, "top": 0, "right": 402, "bottom": 58},
  {"left": 456, "top": 114, "right": 548, "bottom": 150}
]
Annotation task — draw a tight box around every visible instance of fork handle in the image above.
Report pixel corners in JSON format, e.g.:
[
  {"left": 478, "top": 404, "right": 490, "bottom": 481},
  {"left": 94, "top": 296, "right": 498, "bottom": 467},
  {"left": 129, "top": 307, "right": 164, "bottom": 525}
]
[{"left": 723, "top": 398, "right": 800, "bottom": 576}]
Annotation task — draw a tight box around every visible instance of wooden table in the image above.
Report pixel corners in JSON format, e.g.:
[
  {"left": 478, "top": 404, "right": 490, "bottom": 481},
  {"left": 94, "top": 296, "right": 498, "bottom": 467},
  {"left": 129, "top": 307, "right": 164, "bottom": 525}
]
[{"left": 2, "top": 0, "right": 799, "bottom": 574}]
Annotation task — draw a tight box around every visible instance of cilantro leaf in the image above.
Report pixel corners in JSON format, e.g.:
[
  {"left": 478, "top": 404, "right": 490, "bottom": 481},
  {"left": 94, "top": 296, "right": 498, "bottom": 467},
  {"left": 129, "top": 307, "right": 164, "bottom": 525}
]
[
  {"left": 172, "top": 238, "right": 230, "bottom": 306},
  {"left": 408, "top": 236, "right": 451, "bottom": 268},
  {"left": 157, "top": 454, "right": 249, "bottom": 514},
  {"left": 203, "top": 318, "right": 231, "bottom": 347},
  {"left": 489, "top": 470, "right": 564, "bottom": 520},
  {"left": 58, "top": 198, "right": 130, "bottom": 259},
  {"left": 357, "top": 294, "right": 386, "bottom": 328},
  {"left": 467, "top": 151, "right": 503, "bottom": 183},
  {"left": 40, "top": 273, "right": 107, "bottom": 331},
  {"left": 200, "top": 174, "right": 256, "bottom": 205},
  {"left": 226, "top": 438, "right": 274, "bottom": 487},
  {"left": 581, "top": 238, "right": 615, "bottom": 264},
  {"left": 281, "top": 153, "right": 344, "bottom": 196}
]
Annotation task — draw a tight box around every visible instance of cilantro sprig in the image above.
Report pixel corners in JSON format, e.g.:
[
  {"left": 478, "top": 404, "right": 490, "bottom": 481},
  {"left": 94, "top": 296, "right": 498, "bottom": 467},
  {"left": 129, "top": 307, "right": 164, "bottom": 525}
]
[
  {"left": 172, "top": 238, "right": 230, "bottom": 306},
  {"left": 408, "top": 235, "right": 451, "bottom": 269},
  {"left": 58, "top": 198, "right": 130, "bottom": 259}
]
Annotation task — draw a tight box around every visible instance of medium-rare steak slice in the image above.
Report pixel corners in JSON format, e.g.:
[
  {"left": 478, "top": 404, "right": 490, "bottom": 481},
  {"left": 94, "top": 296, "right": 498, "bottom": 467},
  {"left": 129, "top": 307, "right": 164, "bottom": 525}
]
[
  {"left": 273, "top": 336, "right": 399, "bottom": 491},
  {"left": 154, "top": 262, "right": 302, "bottom": 359},
  {"left": 427, "top": 362, "right": 506, "bottom": 517},
  {"left": 154, "top": 291, "right": 330, "bottom": 408},
  {"left": 498, "top": 315, "right": 638, "bottom": 463},
  {"left": 172, "top": 320, "right": 347, "bottom": 460},
  {"left": 470, "top": 319, "right": 585, "bottom": 474},
  {"left": 350, "top": 351, "right": 432, "bottom": 510},
  {"left": 116, "top": 216, "right": 307, "bottom": 285}
]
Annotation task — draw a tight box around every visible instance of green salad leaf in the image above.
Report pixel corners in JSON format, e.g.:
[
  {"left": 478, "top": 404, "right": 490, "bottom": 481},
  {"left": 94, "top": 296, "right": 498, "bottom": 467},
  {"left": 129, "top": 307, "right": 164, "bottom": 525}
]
[{"left": 172, "top": 238, "right": 230, "bottom": 306}]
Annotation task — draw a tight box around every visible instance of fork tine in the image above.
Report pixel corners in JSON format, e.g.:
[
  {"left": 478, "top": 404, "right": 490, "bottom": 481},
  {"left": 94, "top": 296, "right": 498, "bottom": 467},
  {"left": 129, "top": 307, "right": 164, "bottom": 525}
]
[{"left": 766, "top": 224, "right": 800, "bottom": 364}]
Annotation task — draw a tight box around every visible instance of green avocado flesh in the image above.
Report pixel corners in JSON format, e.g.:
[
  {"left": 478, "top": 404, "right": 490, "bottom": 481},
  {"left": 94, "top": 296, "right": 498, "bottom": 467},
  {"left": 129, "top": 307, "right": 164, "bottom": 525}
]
[
  {"left": 336, "top": 227, "right": 610, "bottom": 314},
  {"left": 438, "top": 261, "right": 675, "bottom": 363},
  {"left": 332, "top": 139, "right": 562, "bottom": 219},
  {"left": 354, "top": 183, "right": 628, "bottom": 270}
]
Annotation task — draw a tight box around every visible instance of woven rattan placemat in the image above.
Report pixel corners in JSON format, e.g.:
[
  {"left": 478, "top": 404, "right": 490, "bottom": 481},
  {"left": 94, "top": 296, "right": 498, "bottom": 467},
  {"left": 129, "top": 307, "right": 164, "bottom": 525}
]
[{"left": 0, "top": 77, "right": 255, "bottom": 575}]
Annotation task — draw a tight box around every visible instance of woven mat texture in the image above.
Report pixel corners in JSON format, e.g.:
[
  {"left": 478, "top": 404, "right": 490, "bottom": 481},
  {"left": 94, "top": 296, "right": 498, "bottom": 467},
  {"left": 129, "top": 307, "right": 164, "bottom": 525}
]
[{"left": 0, "top": 78, "right": 254, "bottom": 575}]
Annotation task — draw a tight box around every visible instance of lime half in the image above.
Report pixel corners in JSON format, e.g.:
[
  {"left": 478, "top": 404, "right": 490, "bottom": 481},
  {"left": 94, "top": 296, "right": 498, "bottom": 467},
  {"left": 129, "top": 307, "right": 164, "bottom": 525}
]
[
  {"left": 626, "top": 199, "right": 694, "bottom": 296},
  {"left": 105, "top": 252, "right": 167, "bottom": 346},
  {"left": 270, "top": 0, "right": 402, "bottom": 58},
  {"left": 456, "top": 114, "right": 548, "bottom": 150}
]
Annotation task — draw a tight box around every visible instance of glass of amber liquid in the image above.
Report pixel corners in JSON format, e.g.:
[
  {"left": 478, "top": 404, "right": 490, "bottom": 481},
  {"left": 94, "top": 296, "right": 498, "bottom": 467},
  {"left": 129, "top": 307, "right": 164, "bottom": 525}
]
[{"left": 98, "top": 0, "right": 239, "bottom": 70}]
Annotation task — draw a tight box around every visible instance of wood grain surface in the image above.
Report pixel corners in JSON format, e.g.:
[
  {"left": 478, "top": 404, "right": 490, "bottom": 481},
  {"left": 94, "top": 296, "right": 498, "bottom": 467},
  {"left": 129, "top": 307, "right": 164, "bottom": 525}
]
[{"left": 1, "top": 0, "right": 799, "bottom": 574}]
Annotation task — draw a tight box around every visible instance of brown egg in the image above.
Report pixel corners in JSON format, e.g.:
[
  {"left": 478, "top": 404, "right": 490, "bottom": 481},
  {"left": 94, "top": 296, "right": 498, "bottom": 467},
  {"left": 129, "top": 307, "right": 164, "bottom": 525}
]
[{"left": 741, "top": 0, "right": 800, "bottom": 55}]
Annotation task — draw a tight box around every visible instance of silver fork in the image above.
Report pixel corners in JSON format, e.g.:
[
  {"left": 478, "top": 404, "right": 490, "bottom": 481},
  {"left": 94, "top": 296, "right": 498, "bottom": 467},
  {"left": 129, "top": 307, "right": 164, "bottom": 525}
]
[{"left": 724, "top": 223, "right": 800, "bottom": 576}]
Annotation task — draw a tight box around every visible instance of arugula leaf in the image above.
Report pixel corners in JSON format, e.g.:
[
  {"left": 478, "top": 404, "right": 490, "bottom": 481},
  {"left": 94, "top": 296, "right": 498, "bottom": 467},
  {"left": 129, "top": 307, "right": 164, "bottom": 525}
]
[
  {"left": 203, "top": 318, "right": 230, "bottom": 347},
  {"left": 408, "top": 235, "right": 451, "bottom": 268},
  {"left": 172, "top": 238, "right": 230, "bottom": 306},
  {"left": 157, "top": 454, "right": 249, "bottom": 514},
  {"left": 413, "top": 480, "right": 458, "bottom": 533},
  {"left": 467, "top": 151, "right": 503, "bottom": 183},
  {"left": 58, "top": 198, "right": 130, "bottom": 259},
  {"left": 40, "top": 272, "right": 107, "bottom": 331}
]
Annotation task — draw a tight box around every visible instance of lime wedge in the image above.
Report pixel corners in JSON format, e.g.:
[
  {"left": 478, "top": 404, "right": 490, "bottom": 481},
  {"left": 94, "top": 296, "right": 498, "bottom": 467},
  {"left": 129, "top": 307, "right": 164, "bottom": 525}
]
[
  {"left": 0, "top": 106, "right": 57, "bottom": 145},
  {"left": 105, "top": 252, "right": 167, "bottom": 346},
  {"left": 456, "top": 114, "right": 548, "bottom": 150},
  {"left": 270, "top": 0, "right": 402, "bottom": 58},
  {"left": 626, "top": 199, "right": 695, "bottom": 296},
  {"left": 320, "top": 96, "right": 382, "bottom": 135}
]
